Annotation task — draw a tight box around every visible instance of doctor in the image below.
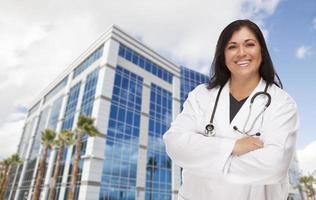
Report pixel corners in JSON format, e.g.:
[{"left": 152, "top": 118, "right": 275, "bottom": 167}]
[{"left": 163, "top": 19, "right": 299, "bottom": 200}]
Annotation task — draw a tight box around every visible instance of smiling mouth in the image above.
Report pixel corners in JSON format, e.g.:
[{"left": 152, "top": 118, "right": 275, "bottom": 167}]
[{"left": 235, "top": 60, "right": 251, "bottom": 67}]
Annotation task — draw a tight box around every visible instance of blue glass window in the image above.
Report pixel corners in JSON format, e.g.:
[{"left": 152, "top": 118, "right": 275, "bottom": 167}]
[
  {"left": 47, "top": 96, "right": 63, "bottom": 130},
  {"left": 145, "top": 84, "right": 172, "bottom": 200},
  {"left": 56, "top": 82, "right": 82, "bottom": 198},
  {"left": 62, "top": 69, "right": 100, "bottom": 198},
  {"left": 62, "top": 82, "right": 81, "bottom": 130},
  {"left": 180, "top": 66, "right": 209, "bottom": 111},
  {"left": 30, "top": 107, "right": 50, "bottom": 159},
  {"left": 80, "top": 68, "right": 99, "bottom": 116},
  {"left": 44, "top": 76, "right": 68, "bottom": 103},
  {"left": 73, "top": 45, "right": 103, "bottom": 79},
  {"left": 118, "top": 44, "right": 173, "bottom": 84},
  {"left": 99, "top": 65, "right": 143, "bottom": 200}
]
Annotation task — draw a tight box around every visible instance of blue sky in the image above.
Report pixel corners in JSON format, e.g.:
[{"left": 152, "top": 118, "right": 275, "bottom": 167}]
[
  {"left": 263, "top": 0, "right": 316, "bottom": 149},
  {"left": 0, "top": 0, "right": 315, "bottom": 174}
]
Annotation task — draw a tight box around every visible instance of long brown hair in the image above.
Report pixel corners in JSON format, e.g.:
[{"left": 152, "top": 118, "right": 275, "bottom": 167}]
[{"left": 208, "top": 19, "right": 282, "bottom": 89}]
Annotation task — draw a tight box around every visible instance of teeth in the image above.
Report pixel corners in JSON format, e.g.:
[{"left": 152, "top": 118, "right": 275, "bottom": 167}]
[{"left": 236, "top": 60, "right": 250, "bottom": 67}]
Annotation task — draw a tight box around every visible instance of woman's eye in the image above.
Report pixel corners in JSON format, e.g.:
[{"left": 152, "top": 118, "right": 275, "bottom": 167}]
[
  {"left": 227, "top": 45, "right": 236, "bottom": 49},
  {"left": 246, "top": 43, "right": 255, "bottom": 47}
]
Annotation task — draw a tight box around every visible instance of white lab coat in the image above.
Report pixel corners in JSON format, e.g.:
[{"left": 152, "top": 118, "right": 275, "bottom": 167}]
[{"left": 163, "top": 78, "right": 299, "bottom": 200}]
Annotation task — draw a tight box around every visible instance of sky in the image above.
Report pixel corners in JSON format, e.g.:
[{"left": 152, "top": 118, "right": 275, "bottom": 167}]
[{"left": 0, "top": 0, "right": 315, "bottom": 175}]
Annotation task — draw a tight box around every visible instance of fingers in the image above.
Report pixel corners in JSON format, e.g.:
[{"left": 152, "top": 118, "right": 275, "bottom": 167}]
[
  {"left": 232, "top": 137, "right": 264, "bottom": 156},
  {"left": 252, "top": 139, "right": 264, "bottom": 148},
  {"left": 248, "top": 137, "right": 264, "bottom": 150}
]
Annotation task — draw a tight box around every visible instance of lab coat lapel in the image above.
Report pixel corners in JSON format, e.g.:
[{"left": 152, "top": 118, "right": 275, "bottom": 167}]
[
  {"left": 230, "top": 78, "right": 267, "bottom": 135},
  {"left": 213, "top": 81, "right": 232, "bottom": 137}
]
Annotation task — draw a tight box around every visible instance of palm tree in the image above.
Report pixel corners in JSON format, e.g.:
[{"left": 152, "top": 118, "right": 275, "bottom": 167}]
[
  {"left": 32, "top": 129, "right": 56, "bottom": 200},
  {"left": 0, "top": 159, "right": 10, "bottom": 200},
  {"left": 147, "top": 156, "right": 157, "bottom": 200},
  {"left": 0, "top": 154, "right": 21, "bottom": 200},
  {"left": 67, "top": 115, "right": 101, "bottom": 200},
  {"left": 300, "top": 175, "right": 316, "bottom": 200},
  {"left": 48, "top": 130, "right": 74, "bottom": 200}
]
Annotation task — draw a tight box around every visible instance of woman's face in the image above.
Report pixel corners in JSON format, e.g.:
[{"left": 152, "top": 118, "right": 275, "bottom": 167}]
[{"left": 224, "top": 27, "right": 262, "bottom": 81}]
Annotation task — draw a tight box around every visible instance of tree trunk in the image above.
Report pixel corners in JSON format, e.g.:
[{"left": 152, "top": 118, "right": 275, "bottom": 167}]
[
  {"left": 48, "top": 145, "right": 64, "bottom": 200},
  {"left": 150, "top": 166, "right": 154, "bottom": 200},
  {"left": 32, "top": 148, "right": 48, "bottom": 200},
  {"left": 0, "top": 166, "right": 10, "bottom": 200},
  {"left": 67, "top": 134, "right": 82, "bottom": 200}
]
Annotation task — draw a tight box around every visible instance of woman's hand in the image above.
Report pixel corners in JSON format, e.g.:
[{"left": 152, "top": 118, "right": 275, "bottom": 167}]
[{"left": 232, "top": 136, "right": 264, "bottom": 156}]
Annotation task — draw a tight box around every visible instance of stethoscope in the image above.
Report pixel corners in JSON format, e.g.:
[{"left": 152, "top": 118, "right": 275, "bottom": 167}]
[{"left": 204, "top": 82, "right": 271, "bottom": 137}]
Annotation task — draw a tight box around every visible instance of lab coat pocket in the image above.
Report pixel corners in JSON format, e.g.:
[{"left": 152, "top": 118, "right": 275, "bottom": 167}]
[{"left": 178, "top": 170, "right": 209, "bottom": 200}]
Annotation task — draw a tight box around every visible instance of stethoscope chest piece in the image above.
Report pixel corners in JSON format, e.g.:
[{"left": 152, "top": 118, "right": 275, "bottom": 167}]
[{"left": 205, "top": 123, "right": 215, "bottom": 137}]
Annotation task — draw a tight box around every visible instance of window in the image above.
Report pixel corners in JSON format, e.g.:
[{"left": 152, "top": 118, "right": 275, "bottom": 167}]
[
  {"left": 73, "top": 45, "right": 103, "bottom": 78},
  {"left": 118, "top": 44, "right": 173, "bottom": 84},
  {"left": 80, "top": 68, "right": 99, "bottom": 116},
  {"left": 62, "top": 82, "right": 81, "bottom": 130},
  {"left": 145, "top": 84, "right": 172, "bottom": 200},
  {"left": 99, "top": 66, "right": 143, "bottom": 200}
]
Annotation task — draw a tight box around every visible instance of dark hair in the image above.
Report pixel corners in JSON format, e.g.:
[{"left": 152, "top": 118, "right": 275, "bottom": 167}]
[{"left": 208, "top": 19, "right": 282, "bottom": 89}]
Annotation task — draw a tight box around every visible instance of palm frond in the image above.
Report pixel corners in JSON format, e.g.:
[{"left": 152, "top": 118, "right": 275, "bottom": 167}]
[{"left": 41, "top": 129, "right": 56, "bottom": 148}]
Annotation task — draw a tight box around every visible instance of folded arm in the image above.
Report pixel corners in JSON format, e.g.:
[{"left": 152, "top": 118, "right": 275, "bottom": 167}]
[
  {"left": 163, "top": 87, "right": 236, "bottom": 177},
  {"left": 224, "top": 102, "right": 299, "bottom": 184}
]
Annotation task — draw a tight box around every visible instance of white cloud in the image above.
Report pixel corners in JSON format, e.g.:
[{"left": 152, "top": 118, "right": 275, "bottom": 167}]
[
  {"left": 296, "top": 46, "right": 312, "bottom": 59},
  {"left": 0, "top": 0, "right": 281, "bottom": 159},
  {"left": 240, "top": 0, "right": 279, "bottom": 19},
  {"left": 297, "top": 140, "right": 316, "bottom": 175},
  {"left": 0, "top": 115, "right": 25, "bottom": 160}
]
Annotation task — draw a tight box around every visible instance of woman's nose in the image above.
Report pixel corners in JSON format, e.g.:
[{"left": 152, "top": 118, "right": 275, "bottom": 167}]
[{"left": 237, "top": 46, "right": 246, "bottom": 57}]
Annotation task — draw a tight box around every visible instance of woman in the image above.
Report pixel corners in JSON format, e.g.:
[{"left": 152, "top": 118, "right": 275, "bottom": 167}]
[{"left": 163, "top": 19, "right": 299, "bottom": 200}]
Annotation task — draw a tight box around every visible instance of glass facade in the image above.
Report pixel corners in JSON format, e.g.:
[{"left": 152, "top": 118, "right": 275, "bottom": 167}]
[
  {"left": 30, "top": 108, "right": 50, "bottom": 159},
  {"left": 47, "top": 96, "right": 64, "bottom": 130},
  {"left": 80, "top": 68, "right": 99, "bottom": 116},
  {"left": 44, "top": 76, "right": 68, "bottom": 104},
  {"left": 4, "top": 165, "right": 22, "bottom": 199},
  {"left": 18, "top": 107, "right": 52, "bottom": 200},
  {"left": 145, "top": 84, "right": 172, "bottom": 200},
  {"left": 73, "top": 45, "right": 103, "bottom": 79},
  {"left": 17, "top": 159, "right": 37, "bottom": 200},
  {"left": 99, "top": 66, "right": 143, "bottom": 200},
  {"left": 51, "top": 82, "right": 81, "bottom": 199},
  {"left": 118, "top": 44, "right": 173, "bottom": 84},
  {"left": 49, "top": 147, "right": 68, "bottom": 200},
  {"left": 180, "top": 66, "right": 209, "bottom": 109},
  {"left": 62, "top": 82, "right": 81, "bottom": 130},
  {"left": 64, "top": 68, "right": 100, "bottom": 199},
  {"left": 20, "top": 117, "right": 37, "bottom": 161}
]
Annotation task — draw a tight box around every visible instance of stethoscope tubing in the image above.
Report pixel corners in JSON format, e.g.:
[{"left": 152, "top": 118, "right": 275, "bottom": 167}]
[{"left": 204, "top": 82, "right": 271, "bottom": 137}]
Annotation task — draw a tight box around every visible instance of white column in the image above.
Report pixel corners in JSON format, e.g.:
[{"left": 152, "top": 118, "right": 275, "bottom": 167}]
[{"left": 78, "top": 39, "right": 119, "bottom": 200}]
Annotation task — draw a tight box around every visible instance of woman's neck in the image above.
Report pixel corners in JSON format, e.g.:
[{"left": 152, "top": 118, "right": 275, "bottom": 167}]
[{"left": 229, "top": 76, "right": 261, "bottom": 101}]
